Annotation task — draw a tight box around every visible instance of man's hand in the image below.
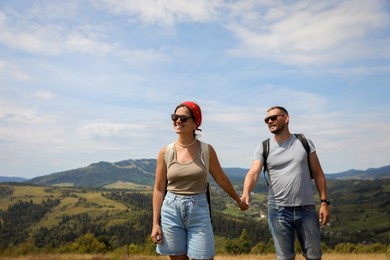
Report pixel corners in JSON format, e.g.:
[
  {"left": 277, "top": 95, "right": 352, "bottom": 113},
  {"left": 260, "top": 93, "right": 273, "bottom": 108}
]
[
  {"left": 240, "top": 195, "right": 250, "bottom": 211},
  {"left": 319, "top": 204, "right": 330, "bottom": 226}
]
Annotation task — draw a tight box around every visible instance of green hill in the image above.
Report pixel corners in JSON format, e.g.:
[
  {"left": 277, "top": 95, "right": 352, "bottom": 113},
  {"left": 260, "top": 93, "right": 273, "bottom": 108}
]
[
  {"left": 24, "top": 159, "right": 390, "bottom": 187},
  {"left": 27, "top": 159, "right": 157, "bottom": 187}
]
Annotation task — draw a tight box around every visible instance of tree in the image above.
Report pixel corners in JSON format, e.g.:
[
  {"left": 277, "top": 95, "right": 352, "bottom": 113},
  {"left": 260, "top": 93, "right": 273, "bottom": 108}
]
[
  {"left": 251, "top": 242, "right": 267, "bottom": 254},
  {"left": 69, "top": 233, "right": 106, "bottom": 253},
  {"left": 225, "top": 229, "right": 251, "bottom": 254}
]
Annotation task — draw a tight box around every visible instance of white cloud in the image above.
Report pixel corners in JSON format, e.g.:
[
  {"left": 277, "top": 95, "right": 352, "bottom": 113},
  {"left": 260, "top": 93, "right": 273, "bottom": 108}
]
[
  {"left": 65, "top": 32, "right": 114, "bottom": 55},
  {"left": 96, "top": 0, "right": 224, "bottom": 26},
  {"left": 225, "top": 0, "right": 390, "bottom": 66},
  {"left": 119, "top": 49, "right": 169, "bottom": 65},
  {"left": 0, "top": 60, "right": 31, "bottom": 81},
  {"left": 33, "top": 91, "right": 56, "bottom": 100},
  {"left": 0, "top": 99, "right": 56, "bottom": 124},
  {"left": 77, "top": 122, "right": 148, "bottom": 137},
  {"left": 0, "top": 11, "right": 62, "bottom": 54},
  {"left": 0, "top": 8, "right": 169, "bottom": 67}
]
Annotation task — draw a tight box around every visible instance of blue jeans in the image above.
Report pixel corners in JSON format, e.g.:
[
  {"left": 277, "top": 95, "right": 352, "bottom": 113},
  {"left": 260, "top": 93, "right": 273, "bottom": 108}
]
[
  {"left": 268, "top": 204, "right": 322, "bottom": 260},
  {"left": 157, "top": 192, "right": 214, "bottom": 259}
]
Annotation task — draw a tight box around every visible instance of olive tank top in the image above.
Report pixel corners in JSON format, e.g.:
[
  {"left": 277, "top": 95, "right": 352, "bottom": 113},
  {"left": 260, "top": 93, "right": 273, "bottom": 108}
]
[{"left": 166, "top": 146, "right": 208, "bottom": 195}]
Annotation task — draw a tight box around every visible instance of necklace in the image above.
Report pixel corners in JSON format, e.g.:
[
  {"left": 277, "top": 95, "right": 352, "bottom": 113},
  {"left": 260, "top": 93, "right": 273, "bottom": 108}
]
[{"left": 176, "top": 139, "right": 197, "bottom": 147}]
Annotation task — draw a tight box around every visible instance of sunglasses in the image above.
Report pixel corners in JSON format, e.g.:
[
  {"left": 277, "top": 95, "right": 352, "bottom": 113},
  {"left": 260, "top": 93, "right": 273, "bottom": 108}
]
[
  {"left": 264, "top": 114, "right": 286, "bottom": 123},
  {"left": 171, "top": 114, "right": 192, "bottom": 123}
]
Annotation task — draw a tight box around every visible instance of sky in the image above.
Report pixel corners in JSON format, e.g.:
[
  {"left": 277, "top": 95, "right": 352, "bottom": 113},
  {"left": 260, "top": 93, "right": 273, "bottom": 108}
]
[{"left": 1, "top": 0, "right": 389, "bottom": 179}]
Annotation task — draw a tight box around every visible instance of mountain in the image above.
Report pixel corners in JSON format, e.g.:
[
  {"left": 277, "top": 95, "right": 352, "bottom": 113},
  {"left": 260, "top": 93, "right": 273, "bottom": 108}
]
[
  {"left": 23, "top": 159, "right": 390, "bottom": 187},
  {"left": 326, "top": 165, "right": 390, "bottom": 180},
  {"left": 0, "top": 176, "right": 29, "bottom": 183},
  {"left": 27, "top": 159, "right": 157, "bottom": 187}
]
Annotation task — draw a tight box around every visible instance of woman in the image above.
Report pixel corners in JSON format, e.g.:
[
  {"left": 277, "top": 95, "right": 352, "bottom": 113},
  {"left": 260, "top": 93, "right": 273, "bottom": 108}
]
[{"left": 151, "top": 101, "right": 246, "bottom": 260}]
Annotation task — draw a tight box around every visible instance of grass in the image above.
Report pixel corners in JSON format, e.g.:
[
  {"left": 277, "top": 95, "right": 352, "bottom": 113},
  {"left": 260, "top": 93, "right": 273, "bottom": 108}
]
[
  {"left": 0, "top": 254, "right": 388, "bottom": 260},
  {"left": 329, "top": 204, "right": 387, "bottom": 231},
  {"left": 0, "top": 186, "right": 52, "bottom": 210},
  {"left": 104, "top": 181, "right": 153, "bottom": 191},
  {"left": 0, "top": 184, "right": 133, "bottom": 232}
]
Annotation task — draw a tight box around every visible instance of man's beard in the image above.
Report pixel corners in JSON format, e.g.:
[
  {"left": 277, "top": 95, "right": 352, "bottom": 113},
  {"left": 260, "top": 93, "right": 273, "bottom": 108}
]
[{"left": 269, "top": 125, "right": 284, "bottom": 134}]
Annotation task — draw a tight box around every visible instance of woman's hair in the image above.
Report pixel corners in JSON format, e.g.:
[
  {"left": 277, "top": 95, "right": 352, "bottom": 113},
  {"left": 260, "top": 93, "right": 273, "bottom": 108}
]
[
  {"left": 175, "top": 103, "right": 197, "bottom": 120},
  {"left": 175, "top": 101, "right": 202, "bottom": 138}
]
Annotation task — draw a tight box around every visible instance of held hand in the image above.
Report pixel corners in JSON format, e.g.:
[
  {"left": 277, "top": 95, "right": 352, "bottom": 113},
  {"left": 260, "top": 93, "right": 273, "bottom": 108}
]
[
  {"left": 236, "top": 200, "right": 247, "bottom": 211},
  {"left": 151, "top": 225, "right": 163, "bottom": 244},
  {"left": 239, "top": 196, "right": 250, "bottom": 211}
]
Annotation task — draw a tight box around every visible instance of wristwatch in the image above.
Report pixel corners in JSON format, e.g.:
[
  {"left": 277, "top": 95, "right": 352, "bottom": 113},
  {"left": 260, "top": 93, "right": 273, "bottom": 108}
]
[{"left": 320, "top": 199, "right": 330, "bottom": 205}]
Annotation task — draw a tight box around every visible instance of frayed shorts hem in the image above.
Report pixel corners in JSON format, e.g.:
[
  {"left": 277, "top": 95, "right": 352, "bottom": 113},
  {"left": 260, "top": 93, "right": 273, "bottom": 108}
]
[{"left": 157, "top": 251, "right": 214, "bottom": 259}]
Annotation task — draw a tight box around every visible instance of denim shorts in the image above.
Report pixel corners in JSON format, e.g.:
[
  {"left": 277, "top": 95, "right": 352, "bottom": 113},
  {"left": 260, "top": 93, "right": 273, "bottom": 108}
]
[
  {"left": 156, "top": 191, "right": 214, "bottom": 259},
  {"left": 268, "top": 204, "right": 322, "bottom": 260}
]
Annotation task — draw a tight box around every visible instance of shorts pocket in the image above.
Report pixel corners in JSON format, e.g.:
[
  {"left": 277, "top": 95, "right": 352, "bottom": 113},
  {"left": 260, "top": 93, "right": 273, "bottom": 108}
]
[
  {"left": 163, "top": 197, "right": 175, "bottom": 206},
  {"left": 192, "top": 197, "right": 209, "bottom": 210},
  {"left": 161, "top": 197, "right": 176, "bottom": 215}
]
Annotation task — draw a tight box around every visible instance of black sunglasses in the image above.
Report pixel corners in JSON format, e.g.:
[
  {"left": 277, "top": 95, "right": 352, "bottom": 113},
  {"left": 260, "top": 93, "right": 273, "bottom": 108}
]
[
  {"left": 171, "top": 114, "right": 192, "bottom": 122},
  {"left": 264, "top": 114, "right": 286, "bottom": 123}
]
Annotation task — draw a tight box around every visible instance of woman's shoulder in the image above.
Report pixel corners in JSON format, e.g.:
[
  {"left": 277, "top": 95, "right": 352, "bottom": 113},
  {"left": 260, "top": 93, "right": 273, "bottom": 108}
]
[
  {"left": 160, "top": 142, "right": 176, "bottom": 156},
  {"left": 199, "top": 140, "right": 211, "bottom": 148}
]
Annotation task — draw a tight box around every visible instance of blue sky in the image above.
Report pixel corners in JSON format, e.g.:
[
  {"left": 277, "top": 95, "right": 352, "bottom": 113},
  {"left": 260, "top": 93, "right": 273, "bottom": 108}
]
[{"left": 1, "top": 0, "right": 389, "bottom": 178}]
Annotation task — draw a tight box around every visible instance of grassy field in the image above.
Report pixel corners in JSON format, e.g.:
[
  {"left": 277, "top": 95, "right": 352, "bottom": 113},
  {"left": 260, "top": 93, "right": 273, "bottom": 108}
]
[{"left": 0, "top": 253, "right": 388, "bottom": 260}]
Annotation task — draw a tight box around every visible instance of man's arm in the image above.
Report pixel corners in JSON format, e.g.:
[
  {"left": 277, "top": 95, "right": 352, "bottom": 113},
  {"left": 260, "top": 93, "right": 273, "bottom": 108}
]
[
  {"left": 241, "top": 160, "right": 263, "bottom": 209},
  {"left": 309, "top": 151, "right": 330, "bottom": 226}
]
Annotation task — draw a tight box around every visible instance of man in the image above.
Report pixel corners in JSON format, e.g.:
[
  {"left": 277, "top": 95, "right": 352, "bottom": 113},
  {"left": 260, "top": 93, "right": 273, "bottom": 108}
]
[{"left": 241, "top": 106, "right": 330, "bottom": 260}]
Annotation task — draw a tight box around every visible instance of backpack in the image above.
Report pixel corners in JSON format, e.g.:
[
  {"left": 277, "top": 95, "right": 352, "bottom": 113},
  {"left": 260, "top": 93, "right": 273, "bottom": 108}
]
[
  {"left": 262, "top": 133, "right": 312, "bottom": 186},
  {"left": 164, "top": 141, "right": 212, "bottom": 218}
]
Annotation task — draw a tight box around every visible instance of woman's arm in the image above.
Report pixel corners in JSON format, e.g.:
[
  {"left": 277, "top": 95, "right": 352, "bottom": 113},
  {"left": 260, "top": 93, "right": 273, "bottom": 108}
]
[
  {"left": 151, "top": 147, "right": 167, "bottom": 244},
  {"left": 207, "top": 144, "right": 247, "bottom": 210}
]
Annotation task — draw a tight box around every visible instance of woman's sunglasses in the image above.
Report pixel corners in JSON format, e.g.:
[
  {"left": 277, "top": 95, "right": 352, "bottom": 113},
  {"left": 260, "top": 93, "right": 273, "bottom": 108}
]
[{"left": 171, "top": 114, "right": 192, "bottom": 123}]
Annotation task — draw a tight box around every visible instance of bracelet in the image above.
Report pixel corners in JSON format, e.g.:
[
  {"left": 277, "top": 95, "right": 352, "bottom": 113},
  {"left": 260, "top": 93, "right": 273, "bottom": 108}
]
[{"left": 320, "top": 199, "right": 330, "bottom": 205}]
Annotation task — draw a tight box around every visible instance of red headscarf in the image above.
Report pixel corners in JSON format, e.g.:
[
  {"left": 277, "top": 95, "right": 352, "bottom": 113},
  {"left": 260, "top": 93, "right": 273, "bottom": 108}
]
[{"left": 182, "top": 101, "right": 202, "bottom": 131}]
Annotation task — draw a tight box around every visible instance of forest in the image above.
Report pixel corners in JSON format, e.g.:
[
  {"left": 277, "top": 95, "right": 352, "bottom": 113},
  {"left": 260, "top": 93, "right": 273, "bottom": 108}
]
[{"left": 0, "top": 179, "right": 389, "bottom": 256}]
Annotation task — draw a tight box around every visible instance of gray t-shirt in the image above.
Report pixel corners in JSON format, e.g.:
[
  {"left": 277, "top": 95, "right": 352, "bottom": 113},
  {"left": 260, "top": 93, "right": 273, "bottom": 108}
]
[{"left": 254, "top": 134, "right": 316, "bottom": 206}]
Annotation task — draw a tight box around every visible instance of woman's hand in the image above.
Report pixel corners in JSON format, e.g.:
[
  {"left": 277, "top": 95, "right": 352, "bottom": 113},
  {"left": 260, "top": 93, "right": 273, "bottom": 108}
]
[
  {"left": 238, "top": 198, "right": 250, "bottom": 211},
  {"left": 151, "top": 225, "right": 163, "bottom": 244}
]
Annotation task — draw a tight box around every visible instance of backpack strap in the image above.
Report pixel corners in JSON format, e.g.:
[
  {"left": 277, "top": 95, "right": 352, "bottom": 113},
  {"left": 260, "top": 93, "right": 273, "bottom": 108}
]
[
  {"left": 294, "top": 133, "right": 313, "bottom": 179},
  {"left": 200, "top": 141, "right": 210, "bottom": 176},
  {"left": 262, "top": 138, "right": 270, "bottom": 186},
  {"left": 199, "top": 141, "right": 212, "bottom": 219},
  {"left": 164, "top": 142, "right": 175, "bottom": 169}
]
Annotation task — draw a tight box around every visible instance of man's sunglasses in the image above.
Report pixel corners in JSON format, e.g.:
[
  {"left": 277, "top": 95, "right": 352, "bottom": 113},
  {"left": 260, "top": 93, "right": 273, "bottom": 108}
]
[
  {"left": 264, "top": 114, "right": 286, "bottom": 123},
  {"left": 171, "top": 114, "right": 192, "bottom": 122}
]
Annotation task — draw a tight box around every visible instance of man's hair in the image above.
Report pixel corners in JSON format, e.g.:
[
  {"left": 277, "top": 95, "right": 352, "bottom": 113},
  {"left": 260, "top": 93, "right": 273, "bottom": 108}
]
[{"left": 267, "top": 106, "right": 289, "bottom": 115}]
